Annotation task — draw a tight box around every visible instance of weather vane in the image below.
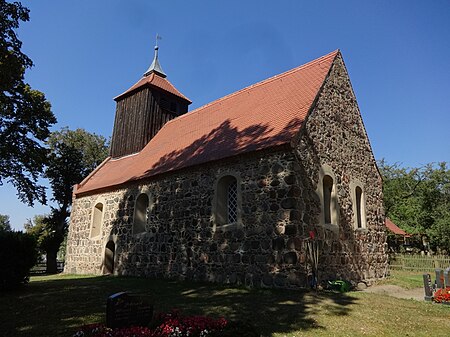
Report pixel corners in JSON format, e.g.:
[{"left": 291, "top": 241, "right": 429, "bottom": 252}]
[{"left": 155, "top": 33, "right": 162, "bottom": 48}]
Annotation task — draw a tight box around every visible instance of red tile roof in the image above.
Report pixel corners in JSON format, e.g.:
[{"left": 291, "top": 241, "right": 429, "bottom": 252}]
[
  {"left": 115, "top": 72, "right": 192, "bottom": 103},
  {"left": 76, "top": 50, "right": 339, "bottom": 195},
  {"left": 385, "top": 218, "right": 409, "bottom": 236}
]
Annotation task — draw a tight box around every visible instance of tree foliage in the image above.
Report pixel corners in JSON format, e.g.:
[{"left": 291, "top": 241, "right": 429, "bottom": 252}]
[
  {"left": 46, "top": 127, "right": 109, "bottom": 205},
  {"left": 379, "top": 160, "right": 450, "bottom": 252},
  {"left": 27, "top": 128, "right": 109, "bottom": 273},
  {"left": 0, "top": 0, "right": 57, "bottom": 205},
  {"left": 0, "top": 213, "right": 11, "bottom": 232},
  {"left": 24, "top": 214, "right": 49, "bottom": 250}
]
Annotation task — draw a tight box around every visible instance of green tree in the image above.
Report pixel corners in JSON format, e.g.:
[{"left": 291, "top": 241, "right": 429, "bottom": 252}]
[
  {"left": 39, "top": 127, "right": 109, "bottom": 273},
  {"left": 0, "top": 0, "right": 57, "bottom": 205},
  {"left": 379, "top": 160, "right": 450, "bottom": 252},
  {"left": 24, "top": 214, "right": 48, "bottom": 252},
  {"left": 0, "top": 214, "right": 11, "bottom": 232},
  {"left": 418, "top": 163, "right": 450, "bottom": 252}
]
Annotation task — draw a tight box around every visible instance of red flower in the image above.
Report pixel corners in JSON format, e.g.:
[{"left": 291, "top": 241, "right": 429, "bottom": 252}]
[
  {"left": 74, "top": 309, "right": 229, "bottom": 337},
  {"left": 433, "top": 287, "right": 450, "bottom": 303}
]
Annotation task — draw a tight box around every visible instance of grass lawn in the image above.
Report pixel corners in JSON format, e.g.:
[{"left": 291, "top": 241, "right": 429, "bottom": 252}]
[
  {"left": 1, "top": 272, "right": 449, "bottom": 337},
  {"left": 378, "top": 269, "right": 431, "bottom": 289}
]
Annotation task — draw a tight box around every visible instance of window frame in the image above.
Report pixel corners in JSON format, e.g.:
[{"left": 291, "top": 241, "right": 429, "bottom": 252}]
[
  {"left": 212, "top": 172, "right": 242, "bottom": 231},
  {"left": 316, "top": 164, "right": 340, "bottom": 228}
]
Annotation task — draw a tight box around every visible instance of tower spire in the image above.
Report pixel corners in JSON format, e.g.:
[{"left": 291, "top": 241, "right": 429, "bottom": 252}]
[{"left": 144, "top": 34, "right": 166, "bottom": 78}]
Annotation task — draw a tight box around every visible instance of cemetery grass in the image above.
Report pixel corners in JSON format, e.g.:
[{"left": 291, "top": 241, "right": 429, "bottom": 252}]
[
  {"left": 379, "top": 269, "right": 432, "bottom": 289},
  {"left": 0, "top": 274, "right": 449, "bottom": 337}
]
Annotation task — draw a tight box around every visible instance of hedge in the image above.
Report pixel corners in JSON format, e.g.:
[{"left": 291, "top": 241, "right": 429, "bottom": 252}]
[{"left": 0, "top": 230, "right": 38, "bottom": 290}]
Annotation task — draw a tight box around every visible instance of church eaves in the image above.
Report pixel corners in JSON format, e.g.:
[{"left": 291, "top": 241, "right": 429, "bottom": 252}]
[
  {"left": 114, "top": 72, "right": 191, "bottom": 103},
  {"left": 75, "top": 50, "right": 339, "bottom": 195}
]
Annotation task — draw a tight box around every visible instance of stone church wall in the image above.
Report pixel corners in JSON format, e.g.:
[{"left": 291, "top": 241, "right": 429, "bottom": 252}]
[
  {"left": 293, "top": 54, "right": 388, "bottom": 281},
  {"left": 66, "top": 148, "right": 314, "bottom": 288},
  {"left": 65, "top": 54, "right": 388, "bottom": 287}
]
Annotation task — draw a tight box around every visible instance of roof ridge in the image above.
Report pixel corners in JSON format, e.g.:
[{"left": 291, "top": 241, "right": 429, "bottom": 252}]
[{"left": 162, "top": 49, "right": 339, "bottom": 128}]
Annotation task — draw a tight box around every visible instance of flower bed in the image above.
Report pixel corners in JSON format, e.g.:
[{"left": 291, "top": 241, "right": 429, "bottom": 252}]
[
  {"left": 73, "top": 310, "right": 258, "bottom": 337},
  {"left": 152, "top": 310, "right": 227, "bottom": 336},
  {"left": 433, "top": 287, "right": 450, "bottom": 304}
]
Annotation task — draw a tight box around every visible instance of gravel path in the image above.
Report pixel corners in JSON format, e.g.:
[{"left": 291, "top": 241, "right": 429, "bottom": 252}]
[{"left": 362, "top": 285, "right": 425, "bottom": 301}]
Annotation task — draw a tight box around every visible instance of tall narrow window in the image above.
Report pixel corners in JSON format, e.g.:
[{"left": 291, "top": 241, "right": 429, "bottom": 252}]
[
  {"left": 323, "top": 175, "right": 333, "bottom": 224},
  {"left": 215, "top": 175, "right": 240, "bottom": 226},
  {"left": 355, "top": 186, "right": 363, "bottom": 228},
  {"left": 91, "top": 202, "right": 103, "bottom": 238},
  {"left": 317, "top": 165, "right": 339, "bottom": 228},
  {"left": 133, "top": 193, "right": 149, "bottom": 234},
  {"left": 350, "top": 181, "right": 366, "bottom": 229}
]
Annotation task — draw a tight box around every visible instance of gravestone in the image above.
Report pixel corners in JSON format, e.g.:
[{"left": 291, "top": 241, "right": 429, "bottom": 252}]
[
  {"left": 423, "top": 273, "right": 433, "bottom": 301},
  {"left": 444, "top": 268, "right": 450, "bottom": 288},
  {"left": 435, "top": 269, "right": 444, "bottom": 289},
  {"left": 106, "top": 292, "right": 153, "bottom": 329}
]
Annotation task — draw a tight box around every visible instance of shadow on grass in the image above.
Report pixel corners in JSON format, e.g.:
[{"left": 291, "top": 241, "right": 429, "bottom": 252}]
[{"left": 0, "top": 275, "right": 357, "bottom": 337}]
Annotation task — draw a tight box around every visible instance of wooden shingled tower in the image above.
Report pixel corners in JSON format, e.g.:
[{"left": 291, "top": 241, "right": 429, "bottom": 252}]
[{"left": 110, "top": 43, "right": 191, "bottom": 158}]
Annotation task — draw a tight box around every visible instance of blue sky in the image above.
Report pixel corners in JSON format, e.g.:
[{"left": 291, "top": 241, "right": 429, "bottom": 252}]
[{"left": 2, "top": 0, "right": 449, "bottom": 230}]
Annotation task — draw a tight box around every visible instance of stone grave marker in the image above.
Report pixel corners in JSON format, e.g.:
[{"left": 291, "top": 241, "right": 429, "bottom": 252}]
[
  {"left": 435, "top": 269, "right": 444, "bottom": 289},
  {"left": 106, "top": 292, "right": 153, "bottom": 329},
  {"left": 423, "top": 273, "right": 433, "bottom": 301},
  {"left": 445, "top": 268, "right": 450, "bottom": 288}
]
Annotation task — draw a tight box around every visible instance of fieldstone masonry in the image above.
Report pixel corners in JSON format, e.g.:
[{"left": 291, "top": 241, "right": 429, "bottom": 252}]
[
  {"left": 65, "top": 54, "right": 388, "bottom": 288},
  {"left": 295, "top": 55, "right": 387, "bottom": 281}
]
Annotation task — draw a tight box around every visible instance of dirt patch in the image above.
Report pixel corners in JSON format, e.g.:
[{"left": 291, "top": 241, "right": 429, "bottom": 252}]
[{"left": 362, "top": 285, "right": 425, "bottom": 301}]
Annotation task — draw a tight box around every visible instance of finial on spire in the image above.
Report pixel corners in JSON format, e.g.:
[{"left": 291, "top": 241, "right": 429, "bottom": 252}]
[{"left": 144, "top": 33, "right": 166, "bottom": 78}]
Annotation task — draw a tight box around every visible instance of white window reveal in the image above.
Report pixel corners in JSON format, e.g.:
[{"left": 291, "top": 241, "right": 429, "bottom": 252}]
[
  {"left": 350, "top": 181, "right": 367, "bottom": 230},
  {"left": 90, "top": 202, "right": 104, "bottom": 238}
]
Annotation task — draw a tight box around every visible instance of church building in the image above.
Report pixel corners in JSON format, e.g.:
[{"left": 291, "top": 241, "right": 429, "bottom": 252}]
[{"left": 65, "top": 46, "right": 388, "bottom": 288}]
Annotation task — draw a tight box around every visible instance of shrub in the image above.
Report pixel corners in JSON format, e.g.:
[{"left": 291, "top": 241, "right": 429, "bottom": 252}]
[{"left": 0, "top": 230, "right": 38, "bottom": 290}]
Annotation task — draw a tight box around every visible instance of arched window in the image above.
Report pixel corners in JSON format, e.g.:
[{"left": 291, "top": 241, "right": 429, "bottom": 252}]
[
  {"left": 215, "top": 175, "right": 240, "bottom": 226},
  {"left": 316, "top": 164, "right": 339, "bottom": 227},
  {"left": 351, "top": 182, "right": 366, "bottom": 229},
  {"left": 133, "top": 193, "right": 149, "bottom": 234},
  {"left": 103, "top": 240, "right": 115, "bottom": 274},
  {"left": 91, "top": 202, "right": 103, "bottom": 238},
  {"left": 323, "top": 175, "right": 333, "bottom": 224}
]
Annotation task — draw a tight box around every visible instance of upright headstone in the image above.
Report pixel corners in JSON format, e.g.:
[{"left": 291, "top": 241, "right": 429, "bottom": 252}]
[
  {"left": 435, "top": 269, "right": 444, "bottom": 289},
  {"left": 444, "top": 268, "right": 450, "bottom": 288},
  {"left": 423, "top": 274, "right": 433, "bottom": 301},
  {"left": 106, "top": 292, "right": 153, "bottom": 329}
]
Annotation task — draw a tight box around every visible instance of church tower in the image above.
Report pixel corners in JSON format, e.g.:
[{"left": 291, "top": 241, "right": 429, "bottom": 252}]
[{"left": 110, "top": 43, "right": 191, "bottom": 158}]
